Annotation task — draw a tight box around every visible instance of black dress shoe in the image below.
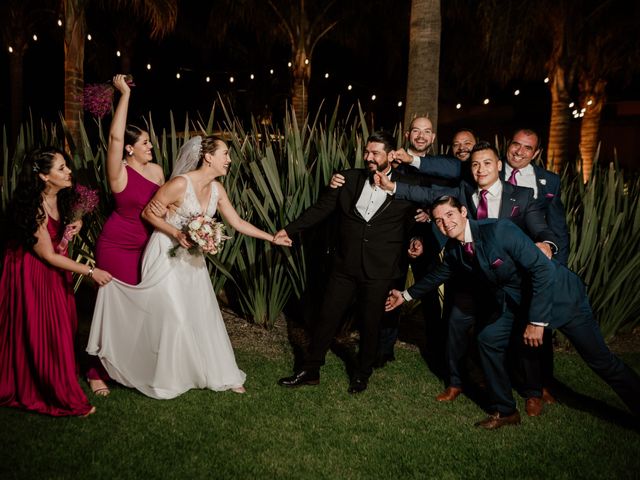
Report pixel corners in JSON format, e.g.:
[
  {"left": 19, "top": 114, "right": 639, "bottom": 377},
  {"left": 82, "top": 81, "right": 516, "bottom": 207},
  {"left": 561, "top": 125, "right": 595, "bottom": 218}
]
[
  {"left": 348, "top": 377, "right": 368, "bottom": 394},
  {"left": 277, "top": 370, "right": 320, "bottom": 388}
]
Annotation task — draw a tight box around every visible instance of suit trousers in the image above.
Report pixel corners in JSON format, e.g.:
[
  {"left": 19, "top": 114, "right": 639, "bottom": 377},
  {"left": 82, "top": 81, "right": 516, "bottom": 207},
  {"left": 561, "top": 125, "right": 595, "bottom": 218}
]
[
  {"left": 446, "top": 289, "right": 477, "bottom": 388},
  {"left": 478, "top": 299, "right": 640, "bottom": 415},
  {"left": 303, "top": 268, "right": 393, "bottom": 379},
  {"left": 558, "top": 300, "right": 640, "bottom": 415}
]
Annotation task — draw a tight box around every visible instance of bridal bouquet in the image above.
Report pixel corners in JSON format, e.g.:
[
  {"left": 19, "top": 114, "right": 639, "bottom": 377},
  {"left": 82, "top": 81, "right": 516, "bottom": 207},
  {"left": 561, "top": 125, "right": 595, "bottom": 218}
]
[
  {"left": 58, "top": 184, "right": 100, "bottom": 253},
  {"left": 168, "top": 214, "right": 231, "bottom": 257}
]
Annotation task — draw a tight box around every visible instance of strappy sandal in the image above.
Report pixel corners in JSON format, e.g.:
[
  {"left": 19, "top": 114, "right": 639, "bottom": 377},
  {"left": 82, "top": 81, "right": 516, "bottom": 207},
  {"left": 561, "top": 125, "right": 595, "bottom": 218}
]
[{"left": 88, "top": 379, "right": 111, "bottom": 397}]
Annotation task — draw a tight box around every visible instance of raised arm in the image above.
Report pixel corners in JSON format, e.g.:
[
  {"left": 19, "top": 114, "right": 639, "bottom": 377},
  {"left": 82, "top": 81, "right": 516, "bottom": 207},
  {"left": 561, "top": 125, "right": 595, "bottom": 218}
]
[{"left": 106, "top": 74, "right": 132, "bottom": 193}]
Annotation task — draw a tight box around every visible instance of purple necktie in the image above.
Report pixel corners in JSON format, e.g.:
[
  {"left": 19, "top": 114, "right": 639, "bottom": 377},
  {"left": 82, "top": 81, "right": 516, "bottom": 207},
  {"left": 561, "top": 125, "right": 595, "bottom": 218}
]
[
  {"left": 507, "top": 168, "right": 519, "bottom": 186},
  {"left": 463, "top": 242, "right": 475, "bottom": 257},
  {"left": 476, "top": 190, "right": 489, "bottom": 219}
]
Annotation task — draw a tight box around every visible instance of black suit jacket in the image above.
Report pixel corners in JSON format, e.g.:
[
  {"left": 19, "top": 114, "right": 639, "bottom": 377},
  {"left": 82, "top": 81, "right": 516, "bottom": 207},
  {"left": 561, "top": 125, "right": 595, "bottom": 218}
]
[{"left": 285, "top": 169, "right": 416, "bottom": 280}]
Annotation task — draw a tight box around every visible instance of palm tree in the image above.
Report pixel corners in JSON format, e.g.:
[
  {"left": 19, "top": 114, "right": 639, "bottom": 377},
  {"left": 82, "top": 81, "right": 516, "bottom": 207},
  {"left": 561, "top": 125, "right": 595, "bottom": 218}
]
[
  {"left": 1, "top": 0, "right": 56, "bottom": 149},
  {"left": 404, "top": 0, "right": 441, "bottom": 131},
  {"left": 62, "top": 0, "right": 178, "bottom": 150}
]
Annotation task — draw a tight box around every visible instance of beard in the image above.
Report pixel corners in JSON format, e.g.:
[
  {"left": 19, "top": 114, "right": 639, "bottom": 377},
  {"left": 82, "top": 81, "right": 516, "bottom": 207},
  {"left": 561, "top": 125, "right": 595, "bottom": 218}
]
[{"left": 366, "top": 159, "right": 389, "bottom": 172}]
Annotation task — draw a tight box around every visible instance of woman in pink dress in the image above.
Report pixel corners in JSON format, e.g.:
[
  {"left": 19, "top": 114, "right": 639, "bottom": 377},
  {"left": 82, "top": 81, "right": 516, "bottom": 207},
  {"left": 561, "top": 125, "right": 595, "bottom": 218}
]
[
  {"left": 0, "top": 147, "right": 112, "bottom": 417},
  {"left": 88, "top": 74, "right": 165, "bottom": 395}
]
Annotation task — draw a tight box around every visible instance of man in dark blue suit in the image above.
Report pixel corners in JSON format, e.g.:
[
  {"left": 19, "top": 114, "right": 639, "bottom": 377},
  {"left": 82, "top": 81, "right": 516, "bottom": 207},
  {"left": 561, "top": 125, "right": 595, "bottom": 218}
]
[
  {"left": 379, "top": 142, "right": 558, "bottom": 415},
  {"left": 386, "top": 196, "right": 640, "bottom": 429}
]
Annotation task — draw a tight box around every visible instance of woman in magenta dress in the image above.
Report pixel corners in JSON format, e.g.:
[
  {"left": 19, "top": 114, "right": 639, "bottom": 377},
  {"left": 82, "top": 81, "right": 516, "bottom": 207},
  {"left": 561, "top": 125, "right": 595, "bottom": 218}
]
[
  {"left": 0, "top": 147, "right": 112, "bottom": 417},
  {"left": 88, "top": 74, "right": 165, "bottom": 395}
]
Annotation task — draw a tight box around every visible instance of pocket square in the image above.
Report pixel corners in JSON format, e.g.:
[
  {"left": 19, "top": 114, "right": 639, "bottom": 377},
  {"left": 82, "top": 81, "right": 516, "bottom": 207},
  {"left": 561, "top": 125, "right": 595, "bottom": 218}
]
[
  {"left": 510, "top": 205, "right": 520, "bottom": 217},
  {"left": 491, "top": 258, "right": 504, "bottom": 269},
  {"left": 545, "top": 193, "right": 555, "bottom": 199}
]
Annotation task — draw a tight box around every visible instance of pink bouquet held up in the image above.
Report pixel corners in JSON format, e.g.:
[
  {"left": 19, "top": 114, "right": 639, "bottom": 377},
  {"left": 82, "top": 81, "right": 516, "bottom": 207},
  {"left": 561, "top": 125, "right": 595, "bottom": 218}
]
[
  {"left": 168, "top": 214, "right": 231, "bottom": 258},
  {"left": 57, "top": 184, "right": 100, "bottom": 253},
  {"left": 82, "top": 75, "right": 135, "bottom": 118}
]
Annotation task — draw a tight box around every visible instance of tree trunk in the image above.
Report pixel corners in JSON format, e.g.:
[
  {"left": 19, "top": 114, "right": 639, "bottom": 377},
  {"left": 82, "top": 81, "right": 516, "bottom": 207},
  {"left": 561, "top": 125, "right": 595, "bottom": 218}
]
[
  {"left": 63, "top": 0, "right": 86, "bottom": 152},
  {"left": 578, "top": 78, "right": 606, "bottom": 182},
  {"left": 290, "top": 46, "right": 310, "bottom": 123},
  {"left": 546, "top": 66, "right": 571, "bottom": 174},
  {"left": 404, "top": 0, "right": 441, "bottom": 131},
  {"left": 8, "top": 36, "right": 27, "bottom": 149}
]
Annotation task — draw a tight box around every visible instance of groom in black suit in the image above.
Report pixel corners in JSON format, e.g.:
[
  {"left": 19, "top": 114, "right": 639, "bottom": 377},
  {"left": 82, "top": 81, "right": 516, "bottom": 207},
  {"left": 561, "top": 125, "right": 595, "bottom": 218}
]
[{"left": 276, "top": 132, "right": 416, "bottom": 394}]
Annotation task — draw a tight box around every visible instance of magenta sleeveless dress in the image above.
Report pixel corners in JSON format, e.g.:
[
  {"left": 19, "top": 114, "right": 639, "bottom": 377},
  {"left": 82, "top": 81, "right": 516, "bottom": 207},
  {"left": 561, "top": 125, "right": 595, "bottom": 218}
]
[
  {"left": 0, "top": 216, "right": 93, "bottom": 416},
  {"left": 95, "top": 165, "right": 160, "bottom": 285}
]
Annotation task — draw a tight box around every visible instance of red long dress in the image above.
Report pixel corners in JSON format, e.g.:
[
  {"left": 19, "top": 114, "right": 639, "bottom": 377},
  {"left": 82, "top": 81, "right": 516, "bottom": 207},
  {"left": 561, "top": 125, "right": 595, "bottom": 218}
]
[{"left": 0, "top": 216, "right": 93, "bottom": 416}]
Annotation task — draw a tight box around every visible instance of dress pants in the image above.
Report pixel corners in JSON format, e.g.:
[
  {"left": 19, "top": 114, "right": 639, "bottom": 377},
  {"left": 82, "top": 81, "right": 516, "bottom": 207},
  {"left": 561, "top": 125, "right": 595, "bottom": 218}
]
[
  {"left": 477, "top": 301, "right": 640, "bottom": 415},
  {"left": 446, "top": 289, "right": 477, "bottom": 388},
  {"left": 303, "top": 267, "right": 392, "bottom": 379}
]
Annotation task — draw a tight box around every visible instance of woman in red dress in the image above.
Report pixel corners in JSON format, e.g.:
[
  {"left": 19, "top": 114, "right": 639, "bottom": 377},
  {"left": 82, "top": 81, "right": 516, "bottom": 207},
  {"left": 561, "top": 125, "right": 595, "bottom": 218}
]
[
  {"left": 0, "top": 147, "right": 112, "bottom": 416},
  {"left": 88, "top": 74, "right": 165, "bottom": 395}
]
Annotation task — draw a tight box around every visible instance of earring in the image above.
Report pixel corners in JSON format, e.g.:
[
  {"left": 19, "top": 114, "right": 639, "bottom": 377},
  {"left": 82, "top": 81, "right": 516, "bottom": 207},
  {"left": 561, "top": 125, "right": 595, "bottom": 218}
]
[{"left": 128, "top": 150, "right": 134, "bottom": 156}]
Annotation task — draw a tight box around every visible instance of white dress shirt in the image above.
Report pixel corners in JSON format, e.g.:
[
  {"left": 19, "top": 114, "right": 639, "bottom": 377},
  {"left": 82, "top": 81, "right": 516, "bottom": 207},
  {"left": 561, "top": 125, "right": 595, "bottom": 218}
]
[
  {"left": 355, "top": 168, "right": 393, "bottom": 221},
  {"left": 505, "top": 163, "right": 538, "bottom": 198}
]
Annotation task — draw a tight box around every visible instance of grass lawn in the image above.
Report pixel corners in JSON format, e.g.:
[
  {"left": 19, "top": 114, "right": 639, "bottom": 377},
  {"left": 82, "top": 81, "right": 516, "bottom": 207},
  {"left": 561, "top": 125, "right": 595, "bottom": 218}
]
[{"left": 1, "top": 318, "right": 639, "bottom": 480}]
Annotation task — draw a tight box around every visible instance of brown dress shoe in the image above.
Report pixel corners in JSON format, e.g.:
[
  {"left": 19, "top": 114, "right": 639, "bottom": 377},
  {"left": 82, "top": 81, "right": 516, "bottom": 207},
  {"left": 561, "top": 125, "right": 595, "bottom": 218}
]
[
  {"left": 436, "top": 386, "right": 463, "bottom": 402},
  {"left": 474, "top": 411, "right": 521, "bottom": 430},
  {"left": 541, "top": 387, "right": 556, "bottom": 404},
  {"left": 526, "top": 397, "right": 544, "bottom": 417}
]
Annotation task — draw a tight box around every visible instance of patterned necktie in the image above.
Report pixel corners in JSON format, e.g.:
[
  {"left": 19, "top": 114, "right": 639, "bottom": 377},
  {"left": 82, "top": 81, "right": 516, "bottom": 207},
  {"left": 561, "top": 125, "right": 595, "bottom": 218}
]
[
  {"left": 476, "top": 189, "right": 489, "bottom": 219},
  {"left": 507, "top": 168, "right": 519, "bottom": 186}
]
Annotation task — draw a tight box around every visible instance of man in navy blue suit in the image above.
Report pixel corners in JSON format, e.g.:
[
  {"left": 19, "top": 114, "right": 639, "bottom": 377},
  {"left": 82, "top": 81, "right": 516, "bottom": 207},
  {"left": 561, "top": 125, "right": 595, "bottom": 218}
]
[
  {"left": 378, "top": 142, "right": 558, "bottom": 415},
  {"left": 386, "top": 196, "right": 640, "bottom": 429}
]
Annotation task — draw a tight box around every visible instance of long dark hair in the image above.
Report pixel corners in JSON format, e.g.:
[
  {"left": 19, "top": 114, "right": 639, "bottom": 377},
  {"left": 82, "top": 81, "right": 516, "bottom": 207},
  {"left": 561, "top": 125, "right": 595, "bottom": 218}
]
[{"left": 9, "top": 147, "right": 77, "bottom": 248}]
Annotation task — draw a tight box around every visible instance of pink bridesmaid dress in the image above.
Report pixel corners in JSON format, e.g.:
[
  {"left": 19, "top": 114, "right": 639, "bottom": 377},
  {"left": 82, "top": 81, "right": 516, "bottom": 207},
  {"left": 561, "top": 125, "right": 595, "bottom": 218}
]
[
  {"left": 95, "top": 165, "right": 160, "bottom": 285},
  {"left": 0, "top": 216, "right": 93, "bottom": 416}
]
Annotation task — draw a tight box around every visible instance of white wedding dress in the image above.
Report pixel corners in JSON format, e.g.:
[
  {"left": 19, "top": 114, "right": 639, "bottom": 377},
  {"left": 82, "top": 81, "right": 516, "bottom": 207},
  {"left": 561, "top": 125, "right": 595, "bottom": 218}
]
[{"left": 87, "top": 176, "right": 246, "bottom": 399}]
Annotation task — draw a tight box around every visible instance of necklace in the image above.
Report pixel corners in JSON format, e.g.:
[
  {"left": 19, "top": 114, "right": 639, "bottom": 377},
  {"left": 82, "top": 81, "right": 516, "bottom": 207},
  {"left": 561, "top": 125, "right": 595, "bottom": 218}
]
[{"left": 42, "top": 193, "right": 59, "bottom": 219}]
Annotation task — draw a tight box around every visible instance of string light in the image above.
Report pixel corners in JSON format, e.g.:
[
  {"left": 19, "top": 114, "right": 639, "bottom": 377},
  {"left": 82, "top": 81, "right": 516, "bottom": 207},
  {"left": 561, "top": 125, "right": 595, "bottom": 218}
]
[
  {"left": 544, "top": 77, "right": 549, "bottom": 83},
  {"left": 8, "top": 46, "right": 13, "bottom": 53},
  {"left": 250, "top": 74, "right": 254, "bottom": 80},
  {"left": 269, "top": 69, "right": 274, "bottom": 75},
  {"left": 116, "top": 50, "right": 121, "bottom": 57},
  {"left": 87, "top": 34, "right": 92, "bottom": 41},
  {"left": 456, "top": 103, "right": 462, "bottom": 109},
  {"left": 32, "top": 34, "right": 38, "bottom": 41},
  {"left": 514, "top": 89, "right": 520, "bottom": 96},
  {"left": 146, "top": 63, "right": 151, "bottom": 70},
  {"left": 229, "top": 76, "right": 234, "bottom": 83},
  {"left": 57, "top": 19, "right": 63, "bottom": 27},
  {"left": 397, "top": 101, "right": 403, "bottom": 107},
  {"left": 324, "top": 73, "right": 329, "bottom": 79},
  {"left": 347, "top": 85, "right": 352, "bottom": 91},
  {"left": 287, "top": 62, "right": 292, "bottom": 67},
  {"left": 483, "top": 98, "right": 490, "bottom": 105},
  {"left": 586, "top": 99, "right": 593, "bottom": 106},
  {"left": 176, "top": 73, "right": 181, "bottom": 79},
  {"left": 569, "top": 102, "right": 575, "bottom": 108},
  {"left": 304, "top": 59, "right": 309, "bottom": 65},
  {"left": 581, "top": 107, "right": 586, "bottom": 113},
  {"left": 371, "top": 94, "right": 376, "bottom": 101},
  {"left": 206, "top": 76, "right": 210, "bottom": 82}
]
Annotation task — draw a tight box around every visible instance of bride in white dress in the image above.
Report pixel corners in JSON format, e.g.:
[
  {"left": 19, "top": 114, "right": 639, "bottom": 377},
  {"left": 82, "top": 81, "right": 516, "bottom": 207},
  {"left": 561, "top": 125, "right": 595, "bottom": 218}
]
[{"left": 87, "top": 135, "right": 291, "bottom": 399}]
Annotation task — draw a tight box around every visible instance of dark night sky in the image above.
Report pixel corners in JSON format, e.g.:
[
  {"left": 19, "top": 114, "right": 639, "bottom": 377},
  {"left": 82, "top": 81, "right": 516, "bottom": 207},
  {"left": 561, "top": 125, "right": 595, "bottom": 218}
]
[{"left": 2, "top": 1, "right": 639, "bottom": 169}]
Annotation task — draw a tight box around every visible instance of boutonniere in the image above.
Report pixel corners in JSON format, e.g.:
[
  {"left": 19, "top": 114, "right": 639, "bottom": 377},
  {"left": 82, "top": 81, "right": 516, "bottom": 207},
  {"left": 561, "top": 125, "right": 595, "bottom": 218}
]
[
  {"left": 510, "top": 205, "right": 520, "bottom": 217},
  {"left": 491, "top": 258, "right": 504, "bottom": 269},
  {"left": 539, "top": 178, "right": 547, "bottom": 185}
]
